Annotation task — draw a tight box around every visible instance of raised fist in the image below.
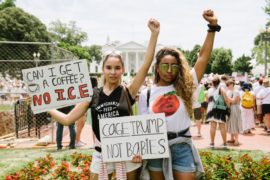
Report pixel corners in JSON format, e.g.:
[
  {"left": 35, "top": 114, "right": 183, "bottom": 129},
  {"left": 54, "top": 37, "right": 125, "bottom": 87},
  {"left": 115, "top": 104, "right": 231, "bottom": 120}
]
[
  {"left": 203, "top": 9, "right": 218, "bottom": 25},
  {"left": 148, "top": 18, "right": 160, "bottom": 34}
]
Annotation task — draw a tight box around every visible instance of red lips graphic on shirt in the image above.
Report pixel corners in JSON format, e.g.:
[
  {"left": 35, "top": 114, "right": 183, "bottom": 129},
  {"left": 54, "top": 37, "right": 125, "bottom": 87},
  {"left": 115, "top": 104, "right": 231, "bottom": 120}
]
[{"left": 152, "top": 91, "right": 180, "bottom": 117}]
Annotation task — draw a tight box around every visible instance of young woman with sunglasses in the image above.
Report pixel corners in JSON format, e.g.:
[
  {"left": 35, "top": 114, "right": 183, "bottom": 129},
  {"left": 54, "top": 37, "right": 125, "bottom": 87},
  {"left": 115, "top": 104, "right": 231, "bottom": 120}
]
[
  {"left": 49, "top": 19, "right": 160, "bottom": 180},
  {"left": 138, "top": 9, "right": 220, "bottom": 180}
]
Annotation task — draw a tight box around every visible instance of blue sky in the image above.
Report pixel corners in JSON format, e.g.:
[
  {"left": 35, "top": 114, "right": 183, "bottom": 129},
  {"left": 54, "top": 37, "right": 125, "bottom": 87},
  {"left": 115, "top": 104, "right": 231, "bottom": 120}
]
[{"left": 16, "top": 0, "right": 268, "bottom": 59}]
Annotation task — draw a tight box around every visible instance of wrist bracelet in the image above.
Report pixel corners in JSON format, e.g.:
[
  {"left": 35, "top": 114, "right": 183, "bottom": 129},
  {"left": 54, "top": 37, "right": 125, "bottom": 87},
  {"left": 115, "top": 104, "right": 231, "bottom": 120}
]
[{"left": 207, "top": 24, "right": 221, "bottom": 32}]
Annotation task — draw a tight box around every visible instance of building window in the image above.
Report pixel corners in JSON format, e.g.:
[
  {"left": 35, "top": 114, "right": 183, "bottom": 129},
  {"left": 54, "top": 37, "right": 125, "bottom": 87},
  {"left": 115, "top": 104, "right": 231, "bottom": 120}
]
[{"left": 95, "top": 66, "right": 98, "bottom": 73}]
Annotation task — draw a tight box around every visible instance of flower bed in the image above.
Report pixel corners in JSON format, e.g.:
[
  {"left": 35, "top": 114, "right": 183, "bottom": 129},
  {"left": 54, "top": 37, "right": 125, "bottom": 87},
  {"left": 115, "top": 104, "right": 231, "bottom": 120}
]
[
  {"left": 5, "top": 152, "right": 91, "bottom": 180},
  {"left": 4, "top": 151, "right": 270, "bottom": 179},
  {"left": 200, "top": 151, "right": 270, "bottom": 179}
]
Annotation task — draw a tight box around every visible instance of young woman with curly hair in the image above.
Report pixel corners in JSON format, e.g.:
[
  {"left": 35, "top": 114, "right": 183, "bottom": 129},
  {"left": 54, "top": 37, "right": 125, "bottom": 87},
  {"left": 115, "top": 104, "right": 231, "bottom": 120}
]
[{"left": 138, "top": 9, "right": 220, "bottom": 180}]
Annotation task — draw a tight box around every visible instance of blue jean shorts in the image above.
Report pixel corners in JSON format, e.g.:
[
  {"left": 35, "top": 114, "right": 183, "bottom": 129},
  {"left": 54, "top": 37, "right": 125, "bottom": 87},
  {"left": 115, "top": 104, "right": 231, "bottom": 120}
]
[{"left": 148, "top": 143, "right": 196, "bottom": 173}]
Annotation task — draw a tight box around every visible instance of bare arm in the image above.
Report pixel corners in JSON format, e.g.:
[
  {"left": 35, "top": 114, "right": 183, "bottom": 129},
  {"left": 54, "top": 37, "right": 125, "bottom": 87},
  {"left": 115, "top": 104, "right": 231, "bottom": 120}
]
[
  {"left": 127, "top": 19, "right": 160, "bottom": 98},
  {"left": 48, "top": 101, "right": 89, "bottom": 125},
  {"left": 229, "top": 95, "right": 240, "bottom": 104},
  {"left": 194, "top": 9, "right": 219, "bottom": 82}
]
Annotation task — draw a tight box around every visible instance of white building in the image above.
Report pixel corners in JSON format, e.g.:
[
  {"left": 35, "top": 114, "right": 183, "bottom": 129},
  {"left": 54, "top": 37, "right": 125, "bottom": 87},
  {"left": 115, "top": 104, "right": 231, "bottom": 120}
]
[{"left": 89, "top": 40, "right": 164, "bottom": 75}]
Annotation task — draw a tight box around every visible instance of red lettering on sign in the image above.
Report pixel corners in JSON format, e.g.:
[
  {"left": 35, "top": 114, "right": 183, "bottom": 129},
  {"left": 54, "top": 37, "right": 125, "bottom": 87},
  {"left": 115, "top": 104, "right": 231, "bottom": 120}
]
[
  {"left": 68, "top": 87, "right": 76, "bottom": 99},
  {"left": 79, "top": 84, "right": 89, "bottom": 98},
  {"left": 43, "top": 92, "right": 51, "bottom": 104},
  {"left": 55, "top": 89, "right": 65, "bottom": 101},
  {"left": 33, "top": 95, "right": 42, "bottom": 106}
]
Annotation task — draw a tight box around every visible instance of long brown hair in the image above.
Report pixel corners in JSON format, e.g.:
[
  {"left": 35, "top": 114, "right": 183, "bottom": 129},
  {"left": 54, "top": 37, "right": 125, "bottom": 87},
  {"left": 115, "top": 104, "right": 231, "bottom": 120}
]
[
  {"left": 102, "top": 52, "right": 124, "bottom": 85},
  {"left": 154, "top": 48, "right": 194, "bottom": 118}
]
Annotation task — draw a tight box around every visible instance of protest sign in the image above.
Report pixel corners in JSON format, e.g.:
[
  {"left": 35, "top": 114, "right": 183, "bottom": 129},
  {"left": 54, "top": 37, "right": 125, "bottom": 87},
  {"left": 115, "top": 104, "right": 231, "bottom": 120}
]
[
  {"left": 22, "top": 60, "right": 92, "bottom": 114},
  {"left": 99, "top": 113, "right": 169, "bottom": 162}
]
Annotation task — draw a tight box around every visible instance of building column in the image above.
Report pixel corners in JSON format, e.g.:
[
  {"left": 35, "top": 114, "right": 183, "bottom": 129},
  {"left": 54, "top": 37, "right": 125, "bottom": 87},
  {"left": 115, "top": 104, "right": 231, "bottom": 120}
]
[
  {"left": 125, "top": 52, "right": 129, "bottom": 73},
  {"left": 135, "top": 52, "right": 139, "bottom": 73}
]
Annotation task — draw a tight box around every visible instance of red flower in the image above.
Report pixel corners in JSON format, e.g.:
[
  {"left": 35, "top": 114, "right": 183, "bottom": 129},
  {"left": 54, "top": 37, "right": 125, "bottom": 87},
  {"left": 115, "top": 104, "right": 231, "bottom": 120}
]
[{"left": 5, "top": 176, "right": 11, "bottom": 180}]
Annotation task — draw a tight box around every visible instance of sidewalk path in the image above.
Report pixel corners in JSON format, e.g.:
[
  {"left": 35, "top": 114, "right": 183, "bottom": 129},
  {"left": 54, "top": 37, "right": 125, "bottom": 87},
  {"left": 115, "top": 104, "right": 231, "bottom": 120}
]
[
  {"left": 190, "top": 124, "right": 270, "bottom": 152},
  {"left": 74, "top": 123, "right": 270, "bottom": 152},
  {"left": 1, "top": 124, "right": 269, "bottom": 152}
]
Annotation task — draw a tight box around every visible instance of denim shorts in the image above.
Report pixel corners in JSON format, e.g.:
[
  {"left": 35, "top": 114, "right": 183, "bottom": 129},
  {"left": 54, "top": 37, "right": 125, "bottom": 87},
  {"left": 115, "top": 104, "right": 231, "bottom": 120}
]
[{"left": 148, "top": 143, "right": 196, "bottom": 173}]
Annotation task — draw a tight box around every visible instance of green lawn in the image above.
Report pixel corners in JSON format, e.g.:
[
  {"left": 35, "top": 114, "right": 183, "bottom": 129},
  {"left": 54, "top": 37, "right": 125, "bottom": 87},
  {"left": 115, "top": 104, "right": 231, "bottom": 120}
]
[
  {"left": 0, "top": 148, "right": 93, "bottom": 179},
  {"left": 0, "top": 104, "right": 13, "bottom": 112}
]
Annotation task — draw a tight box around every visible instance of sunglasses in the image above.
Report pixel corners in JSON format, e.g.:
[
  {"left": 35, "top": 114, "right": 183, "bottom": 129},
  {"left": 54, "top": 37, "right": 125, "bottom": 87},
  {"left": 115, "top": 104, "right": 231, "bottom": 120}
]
[
  {"left": 104, "top": 50, "right": 122, "bottom": 56},
  {"left": 159, "top": 63, "right": 179, "bottom": 74}
]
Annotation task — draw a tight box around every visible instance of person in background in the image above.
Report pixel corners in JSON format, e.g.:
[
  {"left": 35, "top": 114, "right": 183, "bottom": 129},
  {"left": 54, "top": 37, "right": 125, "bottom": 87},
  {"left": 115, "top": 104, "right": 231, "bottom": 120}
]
[
  {"left": 220, "top": 75, "right": 228, "bottom": 90},
  {"left": 253, "top": 78, "right": 264, "bottom": 127},
  {"left": 257, "top": 79, "right": 270, "bottom": 134},
  {"left": 226, "top": 79, "right": 243, "bottom": 146},
  {"left": 193, "top": 83, "right": 203, "bottom": 137},
  {"left": 56, "top": 105, "right": 76, "bottom": 150},
  {"left": 200, "top": 82, "right": 210, "bottom": 124},
  {"left": 240, "top": 83, "right": 255, "bottom": 134},
  {"left": 206, "top": 76, "right": 229, "bottom": 148}
]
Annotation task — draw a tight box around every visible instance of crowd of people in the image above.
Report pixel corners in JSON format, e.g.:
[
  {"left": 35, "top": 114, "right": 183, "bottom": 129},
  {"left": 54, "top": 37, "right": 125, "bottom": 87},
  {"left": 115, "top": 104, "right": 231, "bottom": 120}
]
[
  {"left": 0, "top": 77, "right": 26, "bottom": 104},
  {"left": 190, "top": 74, "right": 270, "bottom": 148}
]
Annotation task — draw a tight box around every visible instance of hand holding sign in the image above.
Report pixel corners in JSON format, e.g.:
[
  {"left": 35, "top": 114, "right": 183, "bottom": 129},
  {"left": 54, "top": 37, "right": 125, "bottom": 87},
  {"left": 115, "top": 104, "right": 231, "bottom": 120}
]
[
  {"left": 99, "top": 113, "right": 169, "bottom": 162},
  {"left": 22, "top": 60, "right": 93, "bottom": 114}
]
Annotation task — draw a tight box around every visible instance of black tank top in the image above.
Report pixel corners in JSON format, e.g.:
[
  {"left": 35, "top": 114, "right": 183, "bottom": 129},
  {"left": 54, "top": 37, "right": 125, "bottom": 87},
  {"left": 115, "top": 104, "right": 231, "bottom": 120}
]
[{"left": 90, "top": 85, "right": 135, "bottom": 141}]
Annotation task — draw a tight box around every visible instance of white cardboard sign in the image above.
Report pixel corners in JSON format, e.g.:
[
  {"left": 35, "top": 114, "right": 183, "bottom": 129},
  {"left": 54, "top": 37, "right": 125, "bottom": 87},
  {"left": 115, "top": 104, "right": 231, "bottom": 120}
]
[
  {"left": 99, "top": 113, "right": 169, "bottom": 162},
  {"left": 22, "top": 60, "right": 92, "bottom": 114}
]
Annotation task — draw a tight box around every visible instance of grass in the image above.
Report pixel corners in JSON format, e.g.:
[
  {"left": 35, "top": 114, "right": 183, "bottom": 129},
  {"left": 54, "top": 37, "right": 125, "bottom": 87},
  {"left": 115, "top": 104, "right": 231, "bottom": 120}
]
[
  {"left": 0, "top": 104, "right": 13, "bottom": 112},
  {"left": 0, "top": 148, "right": 93, "bottom": 179}
]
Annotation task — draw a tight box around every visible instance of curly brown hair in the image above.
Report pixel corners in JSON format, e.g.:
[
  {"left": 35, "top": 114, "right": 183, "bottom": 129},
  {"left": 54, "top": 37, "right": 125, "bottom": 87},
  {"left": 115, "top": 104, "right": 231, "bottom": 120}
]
[{"left": 154, "top": 48, "right": 195, "bottom": 118}]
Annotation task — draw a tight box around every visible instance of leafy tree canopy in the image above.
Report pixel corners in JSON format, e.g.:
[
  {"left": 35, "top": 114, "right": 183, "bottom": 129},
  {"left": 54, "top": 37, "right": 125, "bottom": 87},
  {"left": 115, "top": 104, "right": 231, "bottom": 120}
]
[
  {"left": 0, "top": 0, "right": 15, "bottom": 11},
  {"left": 233, "top": 54, "right": 253, "bottom": 74},
  {"left": 211, "top": 48, "right": 233, "bottom": 74},
  {"left": 0, "top": 7, "right": 51, "bottom": 42},
  {"left": 49, "top": 20, "right": 87, "bottom": 46}
]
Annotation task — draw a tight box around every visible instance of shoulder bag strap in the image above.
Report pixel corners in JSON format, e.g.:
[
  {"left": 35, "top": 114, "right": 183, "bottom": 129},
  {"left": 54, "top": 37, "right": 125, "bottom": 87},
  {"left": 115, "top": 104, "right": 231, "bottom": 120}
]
[
  {"left": 123, "top": 85, "right": 133, "bottom": 116},
  {"left": 146, "top": 86, "right": 151, "bottom": 108}
]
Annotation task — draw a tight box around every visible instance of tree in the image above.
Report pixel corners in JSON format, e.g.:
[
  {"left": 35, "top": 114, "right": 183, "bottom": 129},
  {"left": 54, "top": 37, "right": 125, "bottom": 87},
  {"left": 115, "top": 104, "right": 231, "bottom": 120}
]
[
  {"left": 0, "top": 0, "right": 15, "bottom": 11},
  {"left": 252, "top": 0, "right": 270, "bottom": 66},
  {"left": 0, "top": 6, "right": 52, "bottom": 78},
  {"left": 0, "top": 7, "right": 51, "bottom": 42},
  {"left": 49, "top": 20, "right": 87, "bottom": 46},
  {"left": 49, "top": 20, "right": 94, "bottom": 60},
  {"left": 58, "top": 42, "right": 91, "bottom": 60},
  {"left": 185, "top": 44, "right": 201, "bottom": 67},
  {"left": 181, "top": 45, "right": 213, "bottom": 74},
  {"left": 211, "top": 48, "right": 233, "bottom": 74},
  {"left": 233, "top": 54, "right": 253, "bottom": 74},
  {"left": 87, "top": 45, "right": 102, "bottom": 63}
]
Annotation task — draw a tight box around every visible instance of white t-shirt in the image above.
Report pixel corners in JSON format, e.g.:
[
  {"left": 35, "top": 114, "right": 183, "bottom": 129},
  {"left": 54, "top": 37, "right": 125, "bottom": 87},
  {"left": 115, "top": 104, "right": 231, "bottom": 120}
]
[
  {"left": 192, "top": 84, "right": 202, "bottom": 109},
  {"left": 254, "top": 85, "right": 264, "bottom": 97},
  {"left": 257, "top": 87, "right": 270, "bottom": 105},
  {"left": 138, "top": 69, "right": 198, "bottom": 132}
]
